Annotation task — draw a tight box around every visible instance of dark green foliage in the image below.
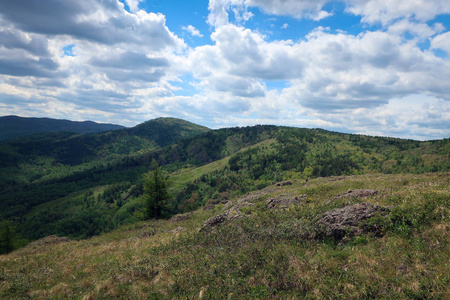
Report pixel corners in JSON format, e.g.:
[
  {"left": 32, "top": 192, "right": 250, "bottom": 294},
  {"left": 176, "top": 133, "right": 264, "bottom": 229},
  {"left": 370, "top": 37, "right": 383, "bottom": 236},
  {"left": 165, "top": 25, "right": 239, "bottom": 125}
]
[
  {"left": 0, "top": 115, "right": 125, "bottom": 141},
  {"left": 144, "top": 160, "right": 169, "bottom": 219},
  {"left": 0, "top": 221, "right": 18, "bottom": 254}
]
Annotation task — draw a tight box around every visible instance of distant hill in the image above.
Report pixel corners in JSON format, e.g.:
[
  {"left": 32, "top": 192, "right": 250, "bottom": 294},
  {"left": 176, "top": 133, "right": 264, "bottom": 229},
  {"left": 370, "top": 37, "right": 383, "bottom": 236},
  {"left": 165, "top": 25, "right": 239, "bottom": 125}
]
[
  {"left": 127, "top": 117, "right": 211, "bottom": 147},
  {"left": 0, "top": 117, "right": 210, "bottom": 167},
  {"left": 0, "top": 115, "right": 126, "bottom": 141}
]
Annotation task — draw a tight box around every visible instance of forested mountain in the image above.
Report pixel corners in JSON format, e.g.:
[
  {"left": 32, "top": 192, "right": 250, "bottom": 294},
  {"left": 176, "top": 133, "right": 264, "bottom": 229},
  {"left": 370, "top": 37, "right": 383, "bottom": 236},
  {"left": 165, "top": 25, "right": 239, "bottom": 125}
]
[
  {"left": 0, "top": 115, "right": 125, "bottom": 141},
  {"left": 0, "top": 118, "right": 448, "bottom": 242}
]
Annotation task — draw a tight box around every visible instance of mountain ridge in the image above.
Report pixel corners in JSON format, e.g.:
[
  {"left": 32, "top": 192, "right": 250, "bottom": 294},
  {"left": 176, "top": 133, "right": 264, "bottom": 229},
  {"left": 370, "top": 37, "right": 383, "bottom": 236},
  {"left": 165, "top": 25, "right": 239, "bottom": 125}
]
[{"left": 0, "top": 115, "right": 126, "bottom": 141}]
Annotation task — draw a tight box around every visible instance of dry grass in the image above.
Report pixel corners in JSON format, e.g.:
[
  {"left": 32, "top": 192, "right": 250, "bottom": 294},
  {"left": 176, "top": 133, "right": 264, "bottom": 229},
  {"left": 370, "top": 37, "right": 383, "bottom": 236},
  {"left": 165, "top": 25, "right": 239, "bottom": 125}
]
[{"left": 1, "top": 173, "right": 448, "bottom": 299}]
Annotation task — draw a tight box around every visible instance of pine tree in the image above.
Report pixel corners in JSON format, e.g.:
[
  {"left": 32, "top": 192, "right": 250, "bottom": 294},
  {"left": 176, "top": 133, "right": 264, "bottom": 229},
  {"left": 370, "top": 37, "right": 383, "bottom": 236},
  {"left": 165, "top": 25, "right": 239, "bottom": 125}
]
[
  {"left": 144, "top": 159, "right": 169, "bottom": 219},
  {"left": 0, "top": 220, "right": 16, "bottom": 254}
]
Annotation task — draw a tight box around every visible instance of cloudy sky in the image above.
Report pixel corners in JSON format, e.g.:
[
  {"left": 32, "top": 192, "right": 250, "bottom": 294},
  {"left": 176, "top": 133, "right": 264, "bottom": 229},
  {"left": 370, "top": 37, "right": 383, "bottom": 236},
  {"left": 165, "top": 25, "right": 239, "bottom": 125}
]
[{"left": 0, "top": 0, "right": 449, "bottom": 140}]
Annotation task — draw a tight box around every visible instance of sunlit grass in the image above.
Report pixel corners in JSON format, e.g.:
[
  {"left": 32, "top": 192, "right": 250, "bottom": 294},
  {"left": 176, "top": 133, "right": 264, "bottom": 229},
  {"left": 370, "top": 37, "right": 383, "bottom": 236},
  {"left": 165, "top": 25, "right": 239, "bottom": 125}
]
[{"left": 1, "top": 173, "right": 448, "bottom": 299}]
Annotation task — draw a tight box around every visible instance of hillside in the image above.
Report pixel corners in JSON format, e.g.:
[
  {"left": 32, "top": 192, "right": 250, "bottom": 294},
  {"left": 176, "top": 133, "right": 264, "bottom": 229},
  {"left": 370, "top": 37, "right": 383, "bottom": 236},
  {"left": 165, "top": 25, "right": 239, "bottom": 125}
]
[
  {"left": 0, "top": 115, "right": 125, "bottom": 141},
  {"left": 1, "top": 173, "right": 448, "bottom": 299},
  {"left": 0, "top": 122, "right": 448, "bottom": 241}
]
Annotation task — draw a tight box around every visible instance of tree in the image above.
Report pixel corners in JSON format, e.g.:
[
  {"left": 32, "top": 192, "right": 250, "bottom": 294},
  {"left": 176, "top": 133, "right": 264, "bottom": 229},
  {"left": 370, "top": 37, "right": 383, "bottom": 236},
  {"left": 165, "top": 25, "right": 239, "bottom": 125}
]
[
  {"left": 143, "top": 159, "right": 169, "bottom": 219},
  {"left": 0, "top": 220, "right": 17, "bottom": 254}
]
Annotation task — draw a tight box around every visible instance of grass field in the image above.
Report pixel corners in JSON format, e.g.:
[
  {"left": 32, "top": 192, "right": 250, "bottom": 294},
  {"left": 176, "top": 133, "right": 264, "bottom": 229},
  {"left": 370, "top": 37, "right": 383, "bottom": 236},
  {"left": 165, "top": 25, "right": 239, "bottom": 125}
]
[{"left": 1, "top": 172, "right": 448, "bottom": 299}]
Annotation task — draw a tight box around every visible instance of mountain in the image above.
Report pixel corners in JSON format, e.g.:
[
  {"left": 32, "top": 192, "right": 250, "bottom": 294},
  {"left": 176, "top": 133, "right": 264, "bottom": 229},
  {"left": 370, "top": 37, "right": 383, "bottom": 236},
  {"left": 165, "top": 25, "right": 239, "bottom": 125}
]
[
  {"left": 127, "top": 117, "right": 210, "bottom": 147},
  {"left": 0, "top": 115, "right": 125, "bottom": 141},
  {"left": 0, "top": 117, "right": 210, "bottom": 168},
  {"left": 0, "top": 120, "right": 448, "bottom": 242}
]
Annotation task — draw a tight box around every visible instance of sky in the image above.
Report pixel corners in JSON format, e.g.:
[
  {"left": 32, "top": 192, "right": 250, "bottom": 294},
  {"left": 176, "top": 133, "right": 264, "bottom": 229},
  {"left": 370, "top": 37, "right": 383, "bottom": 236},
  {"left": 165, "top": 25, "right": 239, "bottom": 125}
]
[{"left": 0, "top": 0, "right": 449, "bottom": 140}]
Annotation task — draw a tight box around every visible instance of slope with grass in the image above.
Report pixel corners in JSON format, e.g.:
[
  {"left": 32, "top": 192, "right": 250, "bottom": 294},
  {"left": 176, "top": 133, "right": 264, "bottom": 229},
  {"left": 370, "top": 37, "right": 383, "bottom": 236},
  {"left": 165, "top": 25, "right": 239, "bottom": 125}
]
[{"left": 1, "top": 173, "right": 448, "bottom": 299}]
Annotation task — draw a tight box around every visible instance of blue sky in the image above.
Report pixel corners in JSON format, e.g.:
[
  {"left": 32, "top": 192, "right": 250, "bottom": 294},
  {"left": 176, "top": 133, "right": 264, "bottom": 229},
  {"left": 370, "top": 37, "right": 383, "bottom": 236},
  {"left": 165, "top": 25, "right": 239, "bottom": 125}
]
[{"left": 0, "top": 0, "right": 449, "bottom": 140}]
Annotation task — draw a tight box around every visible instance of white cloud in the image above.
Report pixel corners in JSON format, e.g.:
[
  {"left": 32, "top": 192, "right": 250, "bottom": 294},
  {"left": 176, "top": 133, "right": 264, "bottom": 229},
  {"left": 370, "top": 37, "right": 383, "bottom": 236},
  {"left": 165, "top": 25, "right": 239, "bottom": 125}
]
[
  {"left": 431, "top": 31, "right": 450, "bottom": 55},
  {"left": 345, "top": 0, "right": 450, "bottom": 25},
  {"left": 182, "top": 25, "right": 204, "bottom": 37},
  {"left": 281, "top": 23, "right": 289, "bottom": 29},
  {"left": 388, "top": 19, "right": 444, "bottom": 40},
  {"left": 247, "top": 0, "right": 331, "bottom": 20},
  {"left": 0, "top": 0, "right": 449, "bottom": 140},
  {"left": 124, "top": 0, "right": 142, "bottom": 12}
]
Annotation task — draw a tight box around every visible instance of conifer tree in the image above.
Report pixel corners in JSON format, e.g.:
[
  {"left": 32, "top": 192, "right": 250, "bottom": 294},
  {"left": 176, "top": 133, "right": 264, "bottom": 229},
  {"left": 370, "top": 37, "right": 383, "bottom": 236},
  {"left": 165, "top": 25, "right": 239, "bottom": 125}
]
[
  {"left": 144, "top": 159, "right": 169, "bottom": 219},
  {"left": 0, "top": 220, "right": 16, "bottom": 254}
]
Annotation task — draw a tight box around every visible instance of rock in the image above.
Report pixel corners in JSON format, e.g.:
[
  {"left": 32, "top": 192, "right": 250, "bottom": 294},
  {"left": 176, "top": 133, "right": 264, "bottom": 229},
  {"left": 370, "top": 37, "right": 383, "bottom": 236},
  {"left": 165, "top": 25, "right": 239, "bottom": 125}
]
[
  {"left": 266, "top": 194, "right": 308, "bottom": 209},
  {"left": 200, "top": 181, "right": 301, "bottom": 231},
  {"left": 200, "top": 196, "right": 256, "bottom": 231},
  {"left": 200, "top": 214, "right": 228, "bottom": 230},
  {"left": 327, "top": 189, "right": 379, "bottom": 204},
  {"left": 336, "top": 189, "right": 379, "bottom": 199},
  {"left": 319, "top": 202, "right": 389, "bottom": 239},
  {"left": 203, "top": 204, "right": 215, "bottom": 210},
  {"left": 170, "top": 212, "right": 194, "bottom": 222},
  {"left": 328, "top": 177, "right": 345, "bottom": 182}
]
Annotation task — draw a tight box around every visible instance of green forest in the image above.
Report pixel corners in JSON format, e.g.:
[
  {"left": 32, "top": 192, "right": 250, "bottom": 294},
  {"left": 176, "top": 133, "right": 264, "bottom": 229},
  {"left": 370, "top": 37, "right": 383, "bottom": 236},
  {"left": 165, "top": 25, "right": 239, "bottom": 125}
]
[{"left": 0, "top": 118, "right": 448, "bottom": 245}]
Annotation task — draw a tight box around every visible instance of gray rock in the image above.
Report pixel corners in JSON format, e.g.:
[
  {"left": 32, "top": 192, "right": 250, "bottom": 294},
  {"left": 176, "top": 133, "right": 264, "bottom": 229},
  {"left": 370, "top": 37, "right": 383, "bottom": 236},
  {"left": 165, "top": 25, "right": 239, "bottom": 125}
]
[
  {"left": 266, "top": 194, "right": 308, "bottom": 209},
  {"left": 320, "top": 202, "right": 389, "bottom": 239},
  {"left": 327, "top": 189, "right": 379, "bottom": 204},
  {"left": 170, "top": 212, "right": 194, "bottom": 222}
]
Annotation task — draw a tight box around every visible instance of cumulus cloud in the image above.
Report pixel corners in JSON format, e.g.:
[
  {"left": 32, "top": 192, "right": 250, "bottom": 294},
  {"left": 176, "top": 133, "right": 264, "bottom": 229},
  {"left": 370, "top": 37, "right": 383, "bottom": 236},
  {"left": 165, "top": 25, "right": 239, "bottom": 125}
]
[
  {"left": 0, "top": 0, "right": 188, "bottom": 127},
  {"left": 124, "top": 0, "right": 143, "bottom": 12},
  {"left": 247, "top": 0, "right": 331, "bottom": 20},
  {"left": 431, "top": 32, "right": 450, "bottom": 55},
  {"left": 345, "top": 0, "right": 450, "bottom": 25},
  {"left": 182, "top": 25, "right": 204, "bottom": 37},
  {"left": 388, "top": 20, "right": 445, "bottom": 41},
  {"left": 0, "top": 0, "right": 184, "bottom": 49},
  {"left": 207, "top": 0, "right": 333, "bottom": 27},
  {"left": 0, "top": 0, "right": 449, "bottom": 139}
]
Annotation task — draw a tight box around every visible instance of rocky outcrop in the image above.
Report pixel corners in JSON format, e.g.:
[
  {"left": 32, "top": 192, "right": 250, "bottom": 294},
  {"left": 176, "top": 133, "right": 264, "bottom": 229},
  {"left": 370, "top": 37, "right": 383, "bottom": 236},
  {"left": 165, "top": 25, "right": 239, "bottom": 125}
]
[
  {"left": 327, "top": 189, "right": 379, "bottom": 204},
  {"left": 170, "top": 212, "right": 194, "bottom": 222},
  {"left": 335, "top": 189, "right": 378, "bottom": 199},
  {"left": 319, "top": 202, "right": 389, "bottom": 239},
  {"left": 199, "top": 199, "right": 253, "bottom": 231},
  {"left": 266, "top": 194, "right": 308, "bottom": 209},
  {"left": 200, "top": 181, "right": 310, "bottom": 231}
]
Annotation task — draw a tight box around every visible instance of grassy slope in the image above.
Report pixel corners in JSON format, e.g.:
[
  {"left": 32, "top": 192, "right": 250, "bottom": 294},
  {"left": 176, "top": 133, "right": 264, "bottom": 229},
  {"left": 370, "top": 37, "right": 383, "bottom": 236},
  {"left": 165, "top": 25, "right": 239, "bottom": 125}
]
[
  {"left": 1, "top": 172, "right": 448, "bottom": 299},
  {"left": 166, "top": 138, "right": 277, "bottom": 196}
]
